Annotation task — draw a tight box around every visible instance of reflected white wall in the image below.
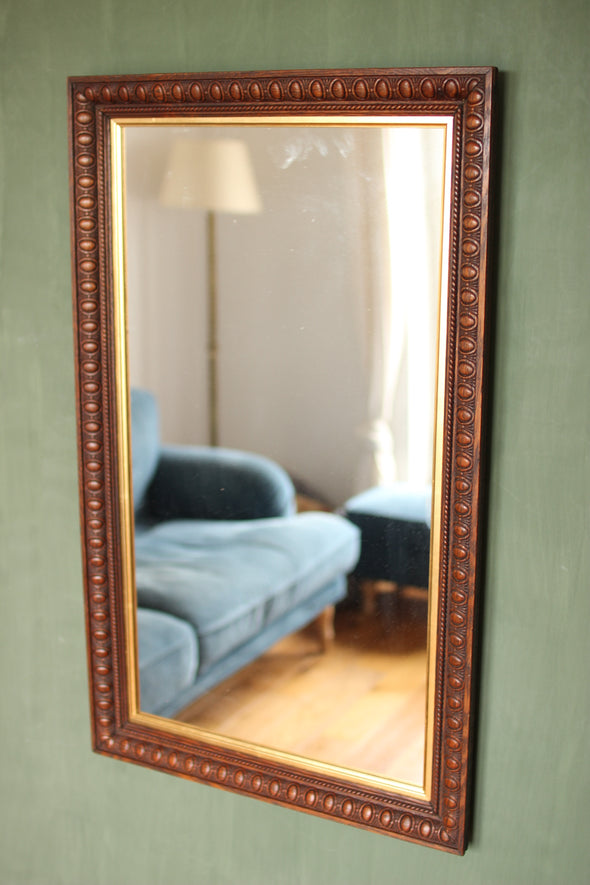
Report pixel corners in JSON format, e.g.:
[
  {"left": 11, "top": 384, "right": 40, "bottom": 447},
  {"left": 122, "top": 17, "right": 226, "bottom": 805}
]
[{"left": 124, "top": 124, "right": 446, "bottom": 506}]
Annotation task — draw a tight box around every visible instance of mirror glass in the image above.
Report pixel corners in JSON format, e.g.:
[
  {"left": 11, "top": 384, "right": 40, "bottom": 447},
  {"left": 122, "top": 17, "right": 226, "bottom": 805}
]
[{"left": 121, "top": 118, "right": 452, "bottom": 790}]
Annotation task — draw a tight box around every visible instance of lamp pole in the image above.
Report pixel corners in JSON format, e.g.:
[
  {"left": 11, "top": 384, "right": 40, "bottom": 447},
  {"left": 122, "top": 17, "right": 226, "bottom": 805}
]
[{"left": 206, "top": 210, "right": 219, "bottom": 447}]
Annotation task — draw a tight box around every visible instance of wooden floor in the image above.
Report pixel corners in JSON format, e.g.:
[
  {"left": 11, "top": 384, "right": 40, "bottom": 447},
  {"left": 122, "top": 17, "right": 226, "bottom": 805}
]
[{"left": 177, "top": 592, "right": 428, "bottom": 786}]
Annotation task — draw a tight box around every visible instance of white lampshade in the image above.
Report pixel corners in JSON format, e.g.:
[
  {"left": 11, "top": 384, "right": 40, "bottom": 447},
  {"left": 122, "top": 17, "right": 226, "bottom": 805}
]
[{"left": 159, "top": 137, "right": 262, "bottom": 214}]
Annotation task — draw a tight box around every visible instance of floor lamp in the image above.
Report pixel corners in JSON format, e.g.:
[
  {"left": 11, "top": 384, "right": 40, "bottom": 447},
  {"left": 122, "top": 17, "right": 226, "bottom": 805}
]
[{"left": 160, "top": 137, "right": 262, "bottom": 445}]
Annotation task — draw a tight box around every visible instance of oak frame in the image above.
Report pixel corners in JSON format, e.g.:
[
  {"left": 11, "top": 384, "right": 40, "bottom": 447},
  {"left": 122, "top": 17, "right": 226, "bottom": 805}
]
[{"left": 68, "top": 67, "right": 495, "bottom": 853}]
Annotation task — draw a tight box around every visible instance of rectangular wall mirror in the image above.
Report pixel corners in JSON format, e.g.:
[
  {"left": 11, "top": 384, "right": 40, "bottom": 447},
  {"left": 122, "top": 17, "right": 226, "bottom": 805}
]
[{"left": 69, "top": 67, "right": 495, "bottom": 852}]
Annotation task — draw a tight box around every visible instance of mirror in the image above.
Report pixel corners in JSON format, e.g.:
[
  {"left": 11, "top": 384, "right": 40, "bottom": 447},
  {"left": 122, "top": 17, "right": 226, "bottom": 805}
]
[
  {"left": 123, "top": 120, "right": 449, "bottom": 789},
  {"left": 69, "top": 67, "right": 495, "bottom": 852}
]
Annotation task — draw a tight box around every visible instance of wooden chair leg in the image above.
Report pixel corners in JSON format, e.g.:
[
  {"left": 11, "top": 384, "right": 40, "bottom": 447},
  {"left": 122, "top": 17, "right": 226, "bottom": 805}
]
[
  {"left": 361, "top": 579, "right": 398, "bottom": 615},
  {"left": 315, "top": 604, "right": 336, "bottom": 651}
]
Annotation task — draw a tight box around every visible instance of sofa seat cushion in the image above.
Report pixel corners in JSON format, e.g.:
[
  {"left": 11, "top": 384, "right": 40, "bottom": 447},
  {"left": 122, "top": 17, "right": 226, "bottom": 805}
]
[
  {"left": 134, "top": 512, "right": 360, "bottom": 673},
  {"left": 136, "top": 608, "right": 199, "bottom": 714}
]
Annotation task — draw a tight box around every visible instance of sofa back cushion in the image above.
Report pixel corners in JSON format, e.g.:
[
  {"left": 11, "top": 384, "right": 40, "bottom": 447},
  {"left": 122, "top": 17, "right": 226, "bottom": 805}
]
[{"left": 130, "top": 388, "right": 160, "bottom": 510}]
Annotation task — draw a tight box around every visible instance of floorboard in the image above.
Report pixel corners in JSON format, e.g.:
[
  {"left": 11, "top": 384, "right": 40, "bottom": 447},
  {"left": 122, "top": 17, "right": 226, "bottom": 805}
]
[{"left": 176, "top": 594, "right": 428, "bottom": 785}]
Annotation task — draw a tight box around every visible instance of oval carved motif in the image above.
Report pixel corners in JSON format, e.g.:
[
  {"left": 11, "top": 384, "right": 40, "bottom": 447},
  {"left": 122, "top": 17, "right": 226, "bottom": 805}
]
[
  {"left": 289, "top": 80, "right": 303, "bottom": 100},
  {"left": 209, "top": 83, "right": 223, "bottom": 101},
  {"left": 421, "top": 78, "right": 436, "bottom": 98},
  {"left": 444, "top": 78, "right": 459, "bottom": 98},
  {"left": 396, "top": 79, "right": 411, "bottom": 98},
  {"left": 458, "top": 361, "right": 475, "bottom": 377},
  {"left": 465, "top": 139, "right": 482, "bottom": 157},
  {"left": 466, "top": 113, "right": 483, "bottom": 130},
  {"left": 330, "top": 78, "right": 346, "bottom": 99},
  {"left": 465, "top": 164, "right": 482, "bottom": 182},
  {"left": 459, "top": 336, "right": 475, "bottom": 353},
  {"left": 420, "top": 821, "right": 432, "bottom": 838},
  {"left": 399, "top": 814, "right": 413, "bottom": 832},
  {"left": 459, "top": 313, "right": 476, "bottom": 330},
  {"left": 376, "top": 78, "right": 390, "bottom": 98},
  {"left": 461, "top": 265, "right": 479, "bottom": 281},
  {"left": 190, "top": 83, "right": 204, "bottom": 101},
  {"left": 353, "top": 79, "right": 368, "bottom": 99},
  {"left": 310, "top": 80, "right": 324, "bottom": 99},
  {"left": 361, "top": 804, "right": 374, "bottom": 822},
  {"left": 229, "top": 82, "right": 242, "bottom": 101},
  {"left": 463, "top": 214, "right": 480, "bottom": 232},
  {"left": 269, "top": 81, "right": 282, "bottom": 100}
]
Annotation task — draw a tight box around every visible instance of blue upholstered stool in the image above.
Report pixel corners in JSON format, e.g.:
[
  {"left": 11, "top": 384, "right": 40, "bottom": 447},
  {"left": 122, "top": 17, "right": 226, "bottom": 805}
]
[{"left": 344, "top": 484, "right": 432, "bottom": 613}]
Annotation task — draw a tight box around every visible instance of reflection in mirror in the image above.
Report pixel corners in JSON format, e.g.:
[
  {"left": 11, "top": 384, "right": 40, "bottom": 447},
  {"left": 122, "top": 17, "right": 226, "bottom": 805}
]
[{"left": 123, "top": 120, "right": 451, "bottom": 790}]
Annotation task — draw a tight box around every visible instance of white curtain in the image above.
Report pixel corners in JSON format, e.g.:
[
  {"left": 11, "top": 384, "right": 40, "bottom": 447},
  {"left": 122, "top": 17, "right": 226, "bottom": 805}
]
[{"left": 356, "top": 126, "right": 445, "bottom": 490}]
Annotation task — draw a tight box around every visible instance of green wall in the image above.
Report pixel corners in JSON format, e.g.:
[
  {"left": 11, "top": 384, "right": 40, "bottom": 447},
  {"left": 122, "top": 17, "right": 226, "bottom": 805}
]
[{"left": 1, "top": 0, "right": 588, "bottom": 882}]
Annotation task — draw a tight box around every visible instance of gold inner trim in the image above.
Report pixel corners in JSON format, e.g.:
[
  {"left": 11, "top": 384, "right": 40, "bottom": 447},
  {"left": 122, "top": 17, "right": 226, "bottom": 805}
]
[
  {"left": 114, "top": 114, "right": 453, "bottom": 129},
  {"left": 111, "top": 120, "right": 140, "bottom": 717},
  {"left": 423, "top": 118, "right": 454, "bottom": 799},
  {"left": 111, "top": 115, "right": 454, "bottom": 803},
  {"left": 130, "top": 710, "right": 429, "bottom": 801}
]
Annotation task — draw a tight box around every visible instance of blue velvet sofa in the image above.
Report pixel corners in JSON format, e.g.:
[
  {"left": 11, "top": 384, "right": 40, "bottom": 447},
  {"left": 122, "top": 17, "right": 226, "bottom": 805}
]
[{"left": 131, "top": 389, "right": 361, "bottom": 719}]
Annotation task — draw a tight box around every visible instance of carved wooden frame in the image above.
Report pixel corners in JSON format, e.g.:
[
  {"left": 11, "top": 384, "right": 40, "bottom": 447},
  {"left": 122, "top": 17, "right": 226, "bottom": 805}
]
[{"left": 68, "top": 67, "right": 495, "bottom": 853}]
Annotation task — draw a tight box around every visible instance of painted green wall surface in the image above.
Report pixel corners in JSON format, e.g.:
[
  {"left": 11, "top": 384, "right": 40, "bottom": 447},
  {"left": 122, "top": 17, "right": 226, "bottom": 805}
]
[{"left": 1, "top": 0, "right": 589, "bottom": 882}]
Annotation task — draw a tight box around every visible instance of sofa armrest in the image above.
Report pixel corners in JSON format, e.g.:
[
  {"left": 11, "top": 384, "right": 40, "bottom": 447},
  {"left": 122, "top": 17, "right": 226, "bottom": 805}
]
[{"left": 146, "top": 444, "right": 296, "bottom": 522}]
